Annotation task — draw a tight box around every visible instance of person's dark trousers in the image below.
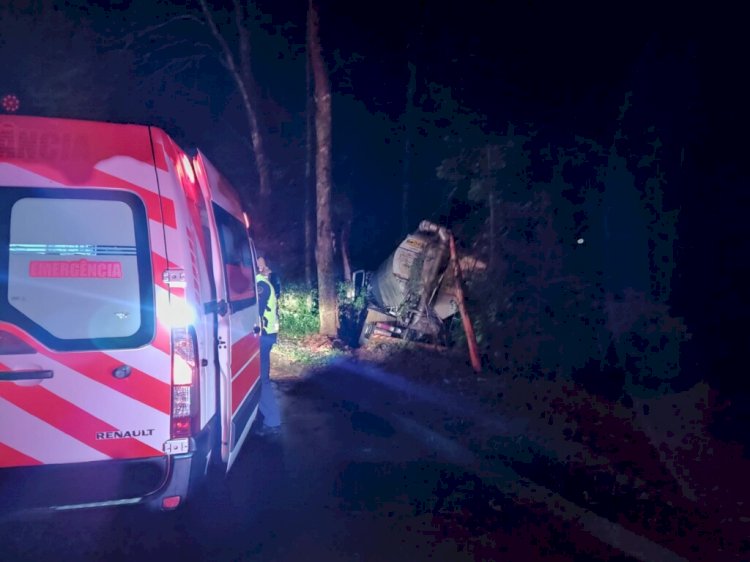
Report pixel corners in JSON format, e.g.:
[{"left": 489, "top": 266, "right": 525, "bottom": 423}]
[{"left": 259, "top": 333, "right": 281, "bottom": 427}]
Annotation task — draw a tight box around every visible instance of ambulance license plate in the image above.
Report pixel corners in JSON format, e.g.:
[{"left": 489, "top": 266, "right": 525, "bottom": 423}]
[{"left": 163, "top": 438, "right": 189, "bottom": 454}]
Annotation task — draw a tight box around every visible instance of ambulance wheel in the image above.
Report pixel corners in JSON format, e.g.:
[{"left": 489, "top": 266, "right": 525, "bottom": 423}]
[
  {"left": 201, "top": 420, "right": 227, "bottom": 487},
  {"left": 206, "top": 447, "right": 224, "bottom": 477},
  {"left": 184, "top": 421, "right": 223, "bottom": 505},
  {"left": 207, "top": 433, "right": 226, "bottom": 479},
  {"left": 193, "top": 430, "right": 230, "bottom": 505}
]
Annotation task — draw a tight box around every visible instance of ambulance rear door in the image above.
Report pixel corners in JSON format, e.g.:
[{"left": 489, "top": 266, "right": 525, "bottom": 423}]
[
  {"left": 0, "top": 116, "right": 172, "bottom": 508},
  {"left": 192, "top": 151, "right": 261, "bottom": 470}
]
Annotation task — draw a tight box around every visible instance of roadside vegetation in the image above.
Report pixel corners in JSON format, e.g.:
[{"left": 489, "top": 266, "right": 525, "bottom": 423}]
[{"left": 275, "top": 282, "right": 367, "bottom": 368}]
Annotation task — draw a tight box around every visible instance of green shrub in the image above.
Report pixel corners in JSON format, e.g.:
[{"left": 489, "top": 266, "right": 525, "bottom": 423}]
[
  {"left": 276, "top": 281, "right": 369, "bottom": 346},
  {"left": 278, "top": 283, "right": 319, "bottom": 337}
]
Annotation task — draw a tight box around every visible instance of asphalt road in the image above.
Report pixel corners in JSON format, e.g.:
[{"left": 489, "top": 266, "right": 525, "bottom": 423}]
[{"left": 0, "top": 360, "right": 684, "bottom": 562}]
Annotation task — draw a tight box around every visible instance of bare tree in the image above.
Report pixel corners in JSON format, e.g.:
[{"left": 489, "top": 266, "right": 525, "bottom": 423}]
[
  {"left": 304, "top": 38, "right": 316, "bottom": 288},
  {"left": 334, "top": 193, "right": 353, "bottom": 283},
  {"left": 198, "top": 0, "right": 272, "bottom": 217},
  {"left": 308, "top": 0, "right": 338, "bottom": 336},
  {"left": 402, "top": 61, "right": 417, "bottom": 236}
]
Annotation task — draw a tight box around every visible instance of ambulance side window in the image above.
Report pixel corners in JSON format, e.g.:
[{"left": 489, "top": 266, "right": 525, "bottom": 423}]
[{"left": 214, "top": 205, "right": 256, "bottom": 310}]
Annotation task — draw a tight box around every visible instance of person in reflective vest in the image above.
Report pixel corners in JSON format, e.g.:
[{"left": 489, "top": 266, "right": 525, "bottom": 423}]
[
  {"left": 261, "top": 256, "right": 282, "bottom": 301},
  {"left": 255, "top": 257, "right": 282, "bottom": 435}
]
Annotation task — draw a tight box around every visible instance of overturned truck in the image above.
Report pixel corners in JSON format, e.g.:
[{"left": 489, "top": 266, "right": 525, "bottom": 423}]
[{"left": 355, "top": 221, "right": 483, "bottom": 346}]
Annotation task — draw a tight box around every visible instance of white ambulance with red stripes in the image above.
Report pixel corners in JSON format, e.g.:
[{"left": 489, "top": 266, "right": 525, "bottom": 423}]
[{"left": 0, "top": 115, "right": 264, "bottom": 514}]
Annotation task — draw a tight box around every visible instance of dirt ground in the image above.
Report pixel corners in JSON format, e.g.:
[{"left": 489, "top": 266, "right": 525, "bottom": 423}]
[{"left": 272, "top": 334, "right": 750, "bottom": 561}]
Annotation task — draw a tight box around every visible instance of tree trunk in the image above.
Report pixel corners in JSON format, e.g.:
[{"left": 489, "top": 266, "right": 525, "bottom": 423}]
[
  {"left": 487, "top": 146, "right": 496, "bottom": 271},
  {"left": 449, "top": 233, "right": 482, "bottom": 373},
  {"left": 308, "top": 0, "right": 338, "bottom": 336},
  {"left": 340, "top": 221, "right": 352, "bottom": 283},
  {"left": 231, "top": 0, "right": 272, "bottom": 216},
  {"left": 401, "top": 61, "right": 416, "bottom": 236},
  {"left": 199, "top": 0, "right": 272, "bottom": 221},
  {"left": 304, "top": 34, "right": 315, "bottom": 288},
  {"left": 489, "top": 189, "right": 496, "bottom": 271}
]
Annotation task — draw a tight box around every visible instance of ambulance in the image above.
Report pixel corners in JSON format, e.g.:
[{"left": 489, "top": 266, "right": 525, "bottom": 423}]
[{"left": 0, "top": 115, "right": 263, "bottom": 514}]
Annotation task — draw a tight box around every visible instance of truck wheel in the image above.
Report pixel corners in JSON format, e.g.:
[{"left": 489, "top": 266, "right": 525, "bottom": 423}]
[
  {"left": 358, "top": 322, "right": 374, "bottom": 346},
  {"left": 403, "top": 329, "right": 417, "bottom": 342}
]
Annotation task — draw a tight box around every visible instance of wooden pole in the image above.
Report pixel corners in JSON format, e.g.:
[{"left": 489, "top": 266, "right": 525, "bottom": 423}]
[{"left": 448, "top": 233, "right": 482, "bottom": 373}]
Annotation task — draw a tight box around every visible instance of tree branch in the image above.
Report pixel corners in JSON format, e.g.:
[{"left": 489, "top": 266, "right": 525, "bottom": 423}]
[
  {"left": 104, "top": 14, "right": 204, "bottom": 50},
  {"left": 197, "top": 0, "right": 252, "bottom": 109},
  {"left": 198, "top": 0, "right": 271, "bottom": 201},
  {"left": 147, "top": 55, "right": 207, "bottom": 81},
  {"left": 234, "top": 0, "right": 253, "bottom": 87}
]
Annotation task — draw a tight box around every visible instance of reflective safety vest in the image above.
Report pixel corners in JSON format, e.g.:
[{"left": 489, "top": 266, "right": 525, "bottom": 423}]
[{"left": 257, "top": 273, "right": 279, "bottom": 334}]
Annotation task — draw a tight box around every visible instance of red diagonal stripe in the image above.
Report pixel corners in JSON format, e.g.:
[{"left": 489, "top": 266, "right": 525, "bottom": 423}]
[
  {"left": 49, "top": 352, "right": 170, "bottom": 414},
  {"left": 151, "top": 140, "right": 168, "bottom": 171},
  {"left": 154, "top": 321, "right": 171, "bottom": 356},
  {"left": 0, "top": 382, "right": 163, "bottom": 459},
  {"left": 151, "top": 252, "right": 185, "bottom": 297},
  {"left": 231, "top": 361, "right": 260, "bottom": 414},
  {"left": 231, "top": 368, "right": 258, "bottom": 414},
  {"left": 89, "top": 169, "right": 176, "bottom": 228},
  {"left": 0, "top": 440, "right": 42, "bottom": 468},
  {"left": 231, "top": 332, "right": 260, "bottom": 374},
  {"left": 0, "top": 323, "right": 170, "bottom": 413},
  {"left": 8, "top": 163, "right": 175, "bottom": 228}
]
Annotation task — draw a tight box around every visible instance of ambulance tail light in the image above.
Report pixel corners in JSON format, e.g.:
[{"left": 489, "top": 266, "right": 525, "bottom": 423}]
[{"left": 171, "top": 326, "right": 199, "bottom": 438}]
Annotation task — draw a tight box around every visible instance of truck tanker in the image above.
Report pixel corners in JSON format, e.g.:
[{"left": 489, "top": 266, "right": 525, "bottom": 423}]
[{"left": 355, "top": 221, "right": 484, "bottom": 346}]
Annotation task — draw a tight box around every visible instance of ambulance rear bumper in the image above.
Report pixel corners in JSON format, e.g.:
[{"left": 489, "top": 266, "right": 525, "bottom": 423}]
[
  {"left": 142, "top": 419, "right": 216, "bottom": 511},
  {"left": 0, "top": 420, "right": 215, "bottom": 519}
]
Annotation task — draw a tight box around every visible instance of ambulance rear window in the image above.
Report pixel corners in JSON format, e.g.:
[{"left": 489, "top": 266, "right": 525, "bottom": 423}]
[{"left": 0, "top": 188, "right": 154, "bottom": 351}]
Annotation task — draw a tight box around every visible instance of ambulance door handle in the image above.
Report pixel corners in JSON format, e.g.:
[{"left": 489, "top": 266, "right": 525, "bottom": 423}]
[
  {"left": 0, "top": 370, "right": 54, "bottom": 381},
  {"left": 205, "top": 300, "right": 229, "bottom": 316},
  {"left": 217, "top": 300, "right": 229, "bottom": 316},
  {"left": 253, "top": 326, "right": 261, "bottom": 335}
]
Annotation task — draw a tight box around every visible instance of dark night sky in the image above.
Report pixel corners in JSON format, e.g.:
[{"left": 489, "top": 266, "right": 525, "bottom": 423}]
[
  {"left": 1, "top": 1, "right": 747, "bottom": 380},
  {"left": 0, "top": 2, "right": 744, "bottom": 232},
  {"left": 1, "top": 1, "right": 737, "bottom": 199}
]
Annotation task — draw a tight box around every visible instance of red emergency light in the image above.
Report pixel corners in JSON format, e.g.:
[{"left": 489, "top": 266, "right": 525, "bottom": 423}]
[{"left": 2, "top": 94, "right": 20, "bottom": 113}]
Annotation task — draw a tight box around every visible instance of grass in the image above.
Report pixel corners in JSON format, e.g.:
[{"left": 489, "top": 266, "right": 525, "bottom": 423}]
[
  {"left": 274, "top": 283, "right": 348, "bottom": 370},
  {"left": 273, "top": 334, "right": 346, "bottom": 368}
]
